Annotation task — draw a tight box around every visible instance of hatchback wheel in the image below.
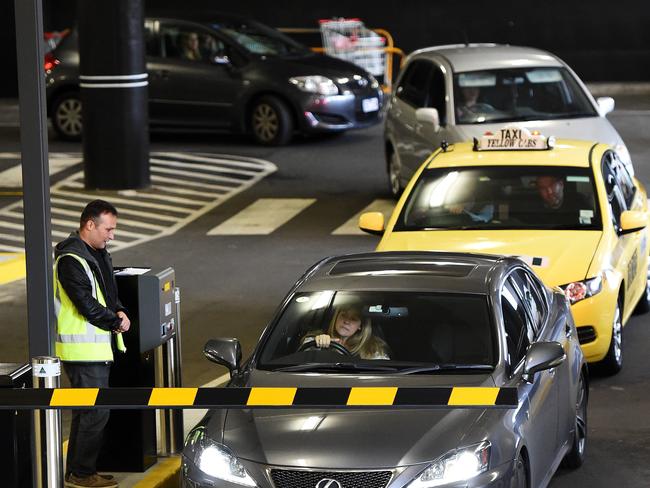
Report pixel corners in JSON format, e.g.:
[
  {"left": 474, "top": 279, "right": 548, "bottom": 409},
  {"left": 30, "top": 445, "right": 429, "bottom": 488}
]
[
  {"left": 250, "top": 96, "right": 293, "bottom": 146},
  {"left": 597, "top": 298, "right": 623, "bottom": 375},
  {"left": 511, "top": 454, "right": 528, "bottom": 488},
  {"left": 52, "top": 92, "right": 83, "bottom": 140},
  {"left": 387, "top": 151, "right": 403, "bottom": 198},
  {"left": 562, "top": 372, "right": 588, "bottom": 468}
]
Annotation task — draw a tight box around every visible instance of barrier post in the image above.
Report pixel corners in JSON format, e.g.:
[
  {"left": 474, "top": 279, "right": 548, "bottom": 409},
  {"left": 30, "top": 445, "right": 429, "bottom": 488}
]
[{"left": 32, "top": 357, "right": 63, "bottom": 488}]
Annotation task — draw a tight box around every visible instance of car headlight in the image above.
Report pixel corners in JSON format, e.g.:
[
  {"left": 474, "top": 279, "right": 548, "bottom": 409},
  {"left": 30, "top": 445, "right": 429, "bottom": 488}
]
[
  {"left": 289, "top": 75, "right": 339, "bottom": 95},
  {"left": 184, "top": 427, "right": 256, "bottom": 486},
  {"left": 560, "top": 275, "right": 602, "bottom": 304},
  {"left": 408, "top": 442, "right": 490, "bottom": 488}
]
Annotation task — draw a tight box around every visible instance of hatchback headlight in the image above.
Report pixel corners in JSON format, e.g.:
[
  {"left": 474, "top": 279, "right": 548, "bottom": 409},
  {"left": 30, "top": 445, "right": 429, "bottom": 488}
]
[
  {"left": 184, "top": 427, "right": 256, "bottom": 486},
  {"left": 408, "top": 442, "right": 490, "bottom": 488},
  {"left": 561, "top": 275, "right": 602, "bottom": 304},
  {"left": 289, "top": 75, "right": 339, "bottom": 95}
]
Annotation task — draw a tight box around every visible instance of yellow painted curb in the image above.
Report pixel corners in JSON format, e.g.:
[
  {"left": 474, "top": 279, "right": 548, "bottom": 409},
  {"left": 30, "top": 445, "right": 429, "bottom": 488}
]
[
  {"left": 133, "top": 455, "right": 181, "bottom": 488},
  {"left": 0, "top": 253, "right": 26, "bottom": 285}
]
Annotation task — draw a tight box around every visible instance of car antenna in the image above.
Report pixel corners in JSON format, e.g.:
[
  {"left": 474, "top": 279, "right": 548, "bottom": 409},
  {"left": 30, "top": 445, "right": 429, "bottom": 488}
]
[
  {"left": 440, "top": 140, "right": 450, "bottom": 152},
  {"left": 460, "top": 28, "right": 469, "bottom": 46}
]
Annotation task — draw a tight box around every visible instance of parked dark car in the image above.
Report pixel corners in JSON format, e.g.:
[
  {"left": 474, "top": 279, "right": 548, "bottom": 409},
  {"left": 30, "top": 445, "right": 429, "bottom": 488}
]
[
  {"left": 45, "top": 14, "right": 383, "bottom": 145},
  {"left": 182, "top": 251, "right": 588, "bottom": 488}
]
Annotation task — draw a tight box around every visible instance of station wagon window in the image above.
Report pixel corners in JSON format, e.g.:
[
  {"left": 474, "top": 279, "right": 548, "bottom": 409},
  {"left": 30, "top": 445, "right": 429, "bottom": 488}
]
[
  {"left": 257, "top": 291, "right": 496, "bottom": 371},
  {"left": 396, "top": 60, "right": 433, "bottom": 108},
  {"left": 453, "top": 67, "right": 597, "bottom": 124},
  {"left": 510, "top": 269, "right": 546, "bottom": 333},
  {"left": 396, "top": 166, "right": 602, "bottom": 231},
  {"left": 426, "top": 65, "right": 447, "bottom": 125},
  {"left": 501, "top": 279, "right": 534, "bottom": 368}
]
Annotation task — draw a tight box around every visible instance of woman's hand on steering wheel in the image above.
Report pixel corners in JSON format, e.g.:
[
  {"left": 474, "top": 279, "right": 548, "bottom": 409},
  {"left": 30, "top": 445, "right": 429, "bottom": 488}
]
[{"left": 298, "top": 335, "right": 350, "bottom": 355}]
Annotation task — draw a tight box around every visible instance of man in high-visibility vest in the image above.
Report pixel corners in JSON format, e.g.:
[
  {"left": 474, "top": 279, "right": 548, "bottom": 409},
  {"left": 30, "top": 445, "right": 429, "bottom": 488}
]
[{"left": 54, "top": 199, "right": 130, "bottom": 488}]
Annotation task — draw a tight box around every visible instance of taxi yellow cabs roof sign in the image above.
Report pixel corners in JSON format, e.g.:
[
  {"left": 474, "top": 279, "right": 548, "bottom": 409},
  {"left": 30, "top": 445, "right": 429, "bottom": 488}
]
[{"left": 473, "top": 126, "right": 555, "bottom": 151}]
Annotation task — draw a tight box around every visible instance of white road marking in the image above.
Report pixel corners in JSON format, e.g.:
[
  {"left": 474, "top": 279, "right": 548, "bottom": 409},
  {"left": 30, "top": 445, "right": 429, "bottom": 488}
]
[
  {"left": 207, "top": 198, "right": 316, "bottom": 235},
  {"left": 0, "top": 152, "right": 277, "bottom": 253},
  {"left": 332, "top": 199, "right": 396, "bottom": 235},
  {"left": 0, "top": 152, "right": 81, "bottom": 188}
]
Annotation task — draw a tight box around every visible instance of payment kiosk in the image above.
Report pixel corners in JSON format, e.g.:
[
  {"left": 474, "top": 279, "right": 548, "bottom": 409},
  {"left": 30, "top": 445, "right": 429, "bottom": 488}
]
[
  {"left": 1, "top": 363, "right": 32, "bottom": 488},
  {"left": 98, "top": 267, "right": 182, "bottom": 472}
]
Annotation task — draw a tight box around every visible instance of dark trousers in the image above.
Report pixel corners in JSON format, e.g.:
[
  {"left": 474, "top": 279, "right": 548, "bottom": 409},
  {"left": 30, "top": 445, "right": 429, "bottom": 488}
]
[{"left": 63, "top": 362, "right": 111, "bottom": 477}]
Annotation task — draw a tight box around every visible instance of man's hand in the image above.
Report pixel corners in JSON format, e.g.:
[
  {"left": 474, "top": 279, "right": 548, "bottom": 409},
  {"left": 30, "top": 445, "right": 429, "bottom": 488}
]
[{"left": 116, "top": 311, "right": 131, "bottom": 332}]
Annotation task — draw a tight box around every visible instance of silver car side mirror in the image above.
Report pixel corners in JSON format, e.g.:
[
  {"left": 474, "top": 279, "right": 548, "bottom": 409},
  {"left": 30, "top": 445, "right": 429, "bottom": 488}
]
[
  {"left": 596, "top": 96, "right": 615, "bottom": 116},
  {"left": 522, "top": 341, "right": 565, "bottom": 383},
  {"left": 204, "top": 338, "right": 242, "bottom": 375},
  {"left": 415, "top": 107, "right": 440, "bottom": 132}
]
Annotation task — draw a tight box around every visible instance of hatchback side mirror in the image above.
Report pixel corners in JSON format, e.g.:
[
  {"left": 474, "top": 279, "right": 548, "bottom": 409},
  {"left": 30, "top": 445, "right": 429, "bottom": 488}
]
[
  {"left": 204, "top": 338, "right": 241, "bottom": 375},
  {"left": 619, "top": 210, "right": 647, "bottom": 235},
  {"left": 358, "top": 212, "right": 385, "bottom": 236},
  {"left": 596, "top": 96, "right": 615, "bottom": 116},
  {"left": 522, "top": 342, "right": 565, "bottom": 383},
  {"left": 415, "top": 107, "right": 440, "bottom": 132}
]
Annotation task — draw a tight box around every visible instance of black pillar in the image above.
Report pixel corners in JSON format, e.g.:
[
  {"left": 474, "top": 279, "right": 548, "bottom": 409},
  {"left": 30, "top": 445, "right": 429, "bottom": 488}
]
[{"left": 78, "top": 0, "right": 150, "bottom": 190}]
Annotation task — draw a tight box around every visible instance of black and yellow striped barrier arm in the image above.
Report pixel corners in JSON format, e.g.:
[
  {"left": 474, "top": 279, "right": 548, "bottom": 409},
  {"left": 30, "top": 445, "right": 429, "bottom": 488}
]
[{"left": 0, "top": 387, "right": 517, "bottom": 410}]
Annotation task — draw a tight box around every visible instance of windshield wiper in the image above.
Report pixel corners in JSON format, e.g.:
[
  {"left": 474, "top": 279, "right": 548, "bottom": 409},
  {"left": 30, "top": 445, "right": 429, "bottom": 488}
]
[
  {"left": 273, "top": 362, "right": 399, "bottom": 373},
  {"left": 397, "top": 364, "right": 494, "bottom": 375}
]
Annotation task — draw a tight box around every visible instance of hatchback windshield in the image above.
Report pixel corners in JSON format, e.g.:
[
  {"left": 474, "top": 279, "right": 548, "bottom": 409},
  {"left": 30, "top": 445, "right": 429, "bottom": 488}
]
[
  {"left": 453, "top": 67, "right": 597, "bottom": 124},
  {"left": 396, "top": 166, "right": 601, "bottom": 231},
  {"left": 257, "top": 291, "right": 495, "bottom": 372},
  {"left": 212, "top": 20, "right": 309, "bottom": 56}
]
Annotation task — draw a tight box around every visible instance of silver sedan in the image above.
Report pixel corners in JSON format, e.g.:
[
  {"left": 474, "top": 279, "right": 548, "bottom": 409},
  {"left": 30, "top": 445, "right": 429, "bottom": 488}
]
[{"left": 182, "top": 251, "right": 587, "bottom": 488}]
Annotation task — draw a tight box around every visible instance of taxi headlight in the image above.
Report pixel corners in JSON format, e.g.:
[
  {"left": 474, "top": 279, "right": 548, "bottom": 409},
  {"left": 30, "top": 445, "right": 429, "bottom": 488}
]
[
  {"left": 407, "top": 442, "right": 490, "bottom": 488},
  {"left": 184, "top": 427, "right": 256, "bottom": 486},
  {"left": 561, "top": 275, "right": 602, "bottom": 304},
  {"left": 289, "top": 76, "right": 339, "bottom": 95}
]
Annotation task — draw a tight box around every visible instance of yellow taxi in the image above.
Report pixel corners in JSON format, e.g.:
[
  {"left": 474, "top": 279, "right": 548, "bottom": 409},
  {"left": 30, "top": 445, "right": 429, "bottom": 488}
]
[{"left": 359, "top": 127, "right": 649, "bottom": 374}]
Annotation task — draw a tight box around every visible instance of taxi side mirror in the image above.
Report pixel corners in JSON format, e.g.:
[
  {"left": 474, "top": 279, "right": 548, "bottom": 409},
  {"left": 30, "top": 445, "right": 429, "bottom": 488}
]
[
  {"left": 358, "top": 212, "right": 385, "bottom": 236},
  {"left": 596, "top": 96, "right": 615, "bottom": 116},
  {"left": 415, "top": 108, "right": 440, "bottom": 132},
  {"left": 204, "top": 338, "right": 241, "bottom": 375},
  {"left": 619, "top": 210, "right": 647, "bottom": 235}
]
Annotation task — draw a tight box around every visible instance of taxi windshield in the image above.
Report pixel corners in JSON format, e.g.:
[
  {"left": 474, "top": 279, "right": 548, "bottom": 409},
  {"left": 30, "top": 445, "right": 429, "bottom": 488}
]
[
  {"left": 453, "top": 67, "right": 598, "bottom": 124},
  {"left": 396, "top": 166, "right": 601, "bottom": 231},
  {"left": 256, "top": 291, "right": 496, "bottom": 372}
]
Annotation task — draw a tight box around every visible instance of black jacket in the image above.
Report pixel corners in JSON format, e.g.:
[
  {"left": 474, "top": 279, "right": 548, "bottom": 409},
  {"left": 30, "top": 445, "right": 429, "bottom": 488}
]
[{"left": 54, "top": 232, "right": 124, "bottom": 332}]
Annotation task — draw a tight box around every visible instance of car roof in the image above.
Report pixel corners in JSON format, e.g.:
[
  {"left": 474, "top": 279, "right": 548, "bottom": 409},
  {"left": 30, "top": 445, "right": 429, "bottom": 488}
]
[
  {"left": 297, "top": 251, "right": 511, "bottom": 295},
  {"left": 409, "top": 44, "right": 564, "bottom": 73},
  {"left": 426, "top": 139, "right": 602, "bottom": 169}
]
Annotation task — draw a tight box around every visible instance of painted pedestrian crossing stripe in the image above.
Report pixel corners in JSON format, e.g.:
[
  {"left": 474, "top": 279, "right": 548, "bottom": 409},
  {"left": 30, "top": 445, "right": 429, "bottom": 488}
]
[
  {"left": 206, "top": 198, "right": 396, "bottom": 236},
  {"left": 0, "top": 152, "right": 277, "bottom": 253}
]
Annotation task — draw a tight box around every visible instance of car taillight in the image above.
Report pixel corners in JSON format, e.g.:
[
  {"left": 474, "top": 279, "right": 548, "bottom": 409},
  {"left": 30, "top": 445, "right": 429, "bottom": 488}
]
[{"left": 44, "top": 52, "right": 59, "bottom": 72}]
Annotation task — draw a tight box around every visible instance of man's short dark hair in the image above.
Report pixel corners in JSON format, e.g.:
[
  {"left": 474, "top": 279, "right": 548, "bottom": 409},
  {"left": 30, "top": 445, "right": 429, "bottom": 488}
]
[{"left": 80, "top": 200, "right": 118, "bottom": 228}]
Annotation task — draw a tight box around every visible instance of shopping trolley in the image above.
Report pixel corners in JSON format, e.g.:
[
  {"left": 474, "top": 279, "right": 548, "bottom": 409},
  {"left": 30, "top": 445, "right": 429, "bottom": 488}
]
[{"left": 319, "top": 18, "right": 386, "bottom": 80}]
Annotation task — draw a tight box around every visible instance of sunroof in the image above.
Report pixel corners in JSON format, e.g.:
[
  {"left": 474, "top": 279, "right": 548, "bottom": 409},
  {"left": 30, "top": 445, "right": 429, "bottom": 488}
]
[{"left": 329, "top": 260, "right": 476, "bottom": 277}]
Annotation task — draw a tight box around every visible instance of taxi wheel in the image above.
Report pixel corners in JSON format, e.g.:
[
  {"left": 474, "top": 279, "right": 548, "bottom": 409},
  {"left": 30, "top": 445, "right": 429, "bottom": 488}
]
[
  {"left": 633, "top": 271, "right": 650, "bottom": 314},
  {"left": 598, "top": 298, "right": 623, "bottom": 375},
  {"left": 387, "top": 151, "right": 403, "bottom": 198},
  {"left": 51, "top": 91, "right": 83, "bottom": 141},
  {"left": 562, "top": 372, "right": 588, "bottom": 468},
  {"left": 250, "top": 96, "right": 293, "bottom": 146}
]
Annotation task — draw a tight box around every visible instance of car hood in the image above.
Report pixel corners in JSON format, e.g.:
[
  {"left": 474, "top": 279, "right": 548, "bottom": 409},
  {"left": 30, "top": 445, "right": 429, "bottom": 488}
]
[
  {"left": 258, "top": 52, "right": 369, "bottom": 78},
  {"left": 211, "top": 371, "right": 495, "bottom": 468},
  {"left": 454, "top": 116, "right": 623, "bottom": 146},
  {"left": 379, "top": 230, "right": 602, "bottom": 285}
]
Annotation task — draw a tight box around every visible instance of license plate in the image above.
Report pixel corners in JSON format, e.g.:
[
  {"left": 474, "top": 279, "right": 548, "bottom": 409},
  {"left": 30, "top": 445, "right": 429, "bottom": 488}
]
[{"left": 362, "top": 97, "right": 379, "bottom": 113}]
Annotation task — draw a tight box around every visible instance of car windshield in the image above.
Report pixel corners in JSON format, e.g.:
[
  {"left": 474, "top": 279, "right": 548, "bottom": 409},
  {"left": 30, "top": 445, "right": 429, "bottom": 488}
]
[
  {"left": 395, "top": 166, "right": 601, "bottom": 231},
  {"left": 256, "top": 291, "right": 496, "bottom": 372},
  {"left": 211, "top": 20, "right": 309, "bottom": 56},
  {"left": 453, "top": 67, "right": 598, "bottom": 124}
]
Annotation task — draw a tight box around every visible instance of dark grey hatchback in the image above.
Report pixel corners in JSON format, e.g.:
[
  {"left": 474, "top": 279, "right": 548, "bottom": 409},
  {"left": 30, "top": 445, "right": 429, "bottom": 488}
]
[
  {"left": 183, "top": 252, "right": 587, "bottom": 488},
  {"left": 45, "top": 14, "right": 382, "bottom": 144}
]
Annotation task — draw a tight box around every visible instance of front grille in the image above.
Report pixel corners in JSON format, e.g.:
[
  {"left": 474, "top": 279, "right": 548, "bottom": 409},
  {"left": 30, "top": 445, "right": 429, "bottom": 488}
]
[
  {"left": 270, "top": 469, "right": 393, "bottom": 488},
  {"left": 577, "top": 326, "right": 597, "bottom": 344},
  {"left": 313, "top": 112, "right": 348, "bottom": 125}
]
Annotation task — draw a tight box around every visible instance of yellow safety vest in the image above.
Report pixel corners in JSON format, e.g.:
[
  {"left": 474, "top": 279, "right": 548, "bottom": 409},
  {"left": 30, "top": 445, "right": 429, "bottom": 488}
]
[{"left": 54, "top": 253, "right": 126, "bottom": 362}]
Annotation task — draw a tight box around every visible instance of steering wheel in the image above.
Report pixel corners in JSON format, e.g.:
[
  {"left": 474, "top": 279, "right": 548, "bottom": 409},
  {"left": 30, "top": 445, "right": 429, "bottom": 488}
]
[{"left": 297, "top": 339, "right": 351, "bottom": 356}]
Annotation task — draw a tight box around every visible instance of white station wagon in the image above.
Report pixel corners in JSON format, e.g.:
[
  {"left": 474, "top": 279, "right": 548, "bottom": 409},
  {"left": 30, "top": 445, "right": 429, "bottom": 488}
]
[{"left": 384, "top": 43, "right": 633, "bottom": 196}]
